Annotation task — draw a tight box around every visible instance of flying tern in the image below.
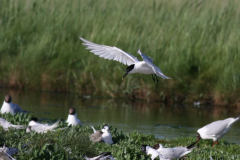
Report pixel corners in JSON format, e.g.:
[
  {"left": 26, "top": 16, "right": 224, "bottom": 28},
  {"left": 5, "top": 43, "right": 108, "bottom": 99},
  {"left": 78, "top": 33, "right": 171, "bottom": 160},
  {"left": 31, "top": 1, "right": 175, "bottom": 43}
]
[
  {"left": 197, "top": 115, "right": 240, "bottom": 146},
  {"left": 1, "top": 95, "right": 25, "bottom": 115},
  {"left": 80, "top": 38, "right": 171, "bottom": 82},
  {"left": 153, "top": 141, "right": 197, "bottom": 159},
  {"left": 66, "top": 107, "right": 82, "bottom": 126},
  {"left": 0, "top": 117, "right": 26, "bottom": 131}
]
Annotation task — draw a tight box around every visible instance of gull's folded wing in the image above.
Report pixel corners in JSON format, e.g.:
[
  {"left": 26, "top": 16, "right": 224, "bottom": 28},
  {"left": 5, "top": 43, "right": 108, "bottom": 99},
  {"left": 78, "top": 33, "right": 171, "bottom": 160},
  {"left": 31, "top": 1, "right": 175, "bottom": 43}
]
[
  {"left": 80, "top": 37, "right": 139, "bottom": 66},
  {"left": 205, "top": 120, "right": 230, "bottom": 136}
]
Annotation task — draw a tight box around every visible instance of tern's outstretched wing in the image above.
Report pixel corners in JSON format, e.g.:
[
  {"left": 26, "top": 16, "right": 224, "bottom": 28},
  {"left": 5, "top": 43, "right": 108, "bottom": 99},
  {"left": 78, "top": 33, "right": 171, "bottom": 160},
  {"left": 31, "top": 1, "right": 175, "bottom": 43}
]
[
  {"left": 137, "top": 50, "right": 171, "bottom": 79},
  {"left": 80, "top": 37, "right": 139, "bottom": 66}
]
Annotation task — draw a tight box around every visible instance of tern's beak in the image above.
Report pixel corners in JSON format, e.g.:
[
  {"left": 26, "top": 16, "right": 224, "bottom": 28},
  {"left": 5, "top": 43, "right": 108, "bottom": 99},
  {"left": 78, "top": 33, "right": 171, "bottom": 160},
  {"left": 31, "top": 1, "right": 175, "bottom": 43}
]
[{"left": 122, "top": 72, "right": 128, "bottom": 79}]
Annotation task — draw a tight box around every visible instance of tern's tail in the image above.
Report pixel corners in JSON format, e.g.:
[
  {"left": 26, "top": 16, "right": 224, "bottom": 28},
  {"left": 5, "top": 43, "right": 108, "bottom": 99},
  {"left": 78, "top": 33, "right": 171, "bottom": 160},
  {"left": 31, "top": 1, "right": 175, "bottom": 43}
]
[
  {"left": 156, "top": 72, "right": 172, "bottom": 79},
  {"left": 235, "top": 114, "right": 240, "bottom": 120},
  {"left": 49, "top": 119, "right": 60, "bottom": 130},
  {"left": 90, "top": 125, "right": 97, "bottom": 133}
]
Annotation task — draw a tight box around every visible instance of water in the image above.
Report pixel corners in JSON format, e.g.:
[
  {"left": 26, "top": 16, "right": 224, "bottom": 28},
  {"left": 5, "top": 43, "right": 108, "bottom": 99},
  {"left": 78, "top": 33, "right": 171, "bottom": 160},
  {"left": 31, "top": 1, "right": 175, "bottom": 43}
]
[{"left": 1, "top": 89, "right": 240, "bottom": 144}]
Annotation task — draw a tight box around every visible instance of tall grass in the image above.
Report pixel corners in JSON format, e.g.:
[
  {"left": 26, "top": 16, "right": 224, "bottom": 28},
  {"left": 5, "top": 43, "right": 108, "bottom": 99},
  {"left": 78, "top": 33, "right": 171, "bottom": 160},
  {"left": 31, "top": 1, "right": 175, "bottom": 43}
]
[{"left": 0, "top": 0, "right": 240, "bottom": 104}]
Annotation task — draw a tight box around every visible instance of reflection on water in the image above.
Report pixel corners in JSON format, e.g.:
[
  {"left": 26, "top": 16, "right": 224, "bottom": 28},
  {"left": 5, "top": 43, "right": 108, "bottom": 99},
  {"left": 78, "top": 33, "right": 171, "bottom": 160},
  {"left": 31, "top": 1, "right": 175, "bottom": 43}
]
[{"left": 1, "top": 89, "right": 240, "bottom": 144}]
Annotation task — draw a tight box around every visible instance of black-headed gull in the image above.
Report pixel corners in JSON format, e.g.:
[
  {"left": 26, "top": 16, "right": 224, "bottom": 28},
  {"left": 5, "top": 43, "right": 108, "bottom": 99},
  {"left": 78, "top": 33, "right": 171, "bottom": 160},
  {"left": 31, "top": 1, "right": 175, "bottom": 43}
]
[
  {"left": 84, "top": 152, "right": 115, "bottom": 160},
  {"left": 1, "top": 95, "right": 24, "bottom": 115},
  {"left": 197, "top": 115, "right": 240, "bottom": 146},
  {"left": 80, "top": 38, "right": 171, "bottom": 83},
  {"left": 0, "top": 117, "right": 26, "bottom": 131},
  {"left": 89, "top": 125, "right": 113, "bottom": 144},
  {"left": 141, "top": 145, "right": 170, "bottom": 160},
  {"left": 152, "top": 141, "right": 197, "bottom": 159},
  {"left": 66, "top": 107, "right": 82, "bottom": 126},
  {"left": 26, "top": 117, "right": 60, "bottom": 133}
]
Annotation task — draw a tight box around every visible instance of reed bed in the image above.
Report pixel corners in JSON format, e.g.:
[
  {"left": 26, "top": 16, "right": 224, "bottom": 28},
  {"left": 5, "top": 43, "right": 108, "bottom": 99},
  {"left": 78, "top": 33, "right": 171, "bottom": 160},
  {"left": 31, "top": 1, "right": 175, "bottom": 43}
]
[{"left": 0, "top": 0, "right": 240, "bottom": 104}]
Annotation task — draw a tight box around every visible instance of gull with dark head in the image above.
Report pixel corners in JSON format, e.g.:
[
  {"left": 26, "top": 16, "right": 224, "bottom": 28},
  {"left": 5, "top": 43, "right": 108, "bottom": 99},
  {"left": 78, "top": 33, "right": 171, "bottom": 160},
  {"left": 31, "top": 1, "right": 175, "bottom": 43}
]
[
  {"left": 1, "top": 95, "right": 25, "bottom": 115},
  {"left": 80, "top": 38, "right": 171, "bottom": 83},
  {"left": 197, "top": 115, "right": 240, "bottom": 146},
  {"left": 66, "top": 107, "right": 82, "bottom": 126}
]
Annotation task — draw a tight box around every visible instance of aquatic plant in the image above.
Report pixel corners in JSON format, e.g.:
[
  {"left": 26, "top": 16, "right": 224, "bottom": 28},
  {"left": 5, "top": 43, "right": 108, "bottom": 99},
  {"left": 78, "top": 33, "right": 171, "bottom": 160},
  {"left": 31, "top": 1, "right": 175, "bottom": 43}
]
[
  {"left": 0, "top": 114, "right": 240, "bottom": 159},
  {"left": 0, "top": 1, "right": 240, "bottom": 104}
]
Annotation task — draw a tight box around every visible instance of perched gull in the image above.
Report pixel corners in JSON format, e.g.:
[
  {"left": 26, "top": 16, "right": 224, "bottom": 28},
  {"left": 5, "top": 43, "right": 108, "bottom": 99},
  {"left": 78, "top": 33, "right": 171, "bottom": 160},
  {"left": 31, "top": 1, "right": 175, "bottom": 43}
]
[
  {"left": 197, "top": 115, "right": 240, "bottom": 146},
  {"left": 66, "top": 107, "right": 82, "bottom": 126},
  {"left": 89, "top": 125, "right": 113, "bottom": 144},
  {"left": 26, "top": 117, "right": 60, "bottom": 133},
  {"left": 80, "top": 37, "right": 171, "bottom": 83},
  {"left": 0, "top": 117, "right": 26, "bottom": 131},
  {"left": 1, "top": 95, "right": 24, "bottom": 115},
  {"left": 152, "top": 141, "right": 197, "bottom": 159},
  {"left": 141, "top": 145, "right": 170, "bottom": 160},
  {"left": 84, "top": 152, "right": 115, "bottom": 160}
]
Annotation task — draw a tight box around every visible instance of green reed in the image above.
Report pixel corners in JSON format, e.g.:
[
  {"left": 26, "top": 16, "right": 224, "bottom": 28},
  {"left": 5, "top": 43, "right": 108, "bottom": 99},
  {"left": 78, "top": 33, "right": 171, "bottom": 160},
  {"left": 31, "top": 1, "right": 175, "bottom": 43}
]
[{"left": 0, "top": 0, "right": 240, "bottom": 104}]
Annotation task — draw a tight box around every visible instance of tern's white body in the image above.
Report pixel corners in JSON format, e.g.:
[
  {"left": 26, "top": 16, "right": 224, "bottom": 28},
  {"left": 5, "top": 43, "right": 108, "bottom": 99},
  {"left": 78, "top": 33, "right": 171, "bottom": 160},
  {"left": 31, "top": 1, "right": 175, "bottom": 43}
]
[
  {"left": 66, "top": 113, "right": 82, "bottom": 126},
  {"left": 0, "top": 117, "right": 26, "bottom": 131},
  {"left": 155, "top": 144, "right": 196, "bottom": 159},
  {"left": 197, "top": 115, "right": 240, "bottom": 142},
  {"left": 80, "top": 38, "right": 171, "bottom": 79},
  {"left": 101, "top": 126, "right": 113, "bottom": 145},
  {"left": 128, "top": 61, "right": 154, "bottom": 74},
  {"left": 27, "top": 119, "right": 60, "bottom": 133},
  {"left": 1, "top": 101, "right": 23, "bottom": 115}
]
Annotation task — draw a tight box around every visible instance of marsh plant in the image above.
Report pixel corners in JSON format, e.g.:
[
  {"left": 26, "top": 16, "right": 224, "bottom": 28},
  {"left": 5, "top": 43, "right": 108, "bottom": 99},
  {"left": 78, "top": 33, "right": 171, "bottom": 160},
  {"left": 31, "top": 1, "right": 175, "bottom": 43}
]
[
  {"left": 0, "top": 113, "right": 240, "bottom": 159},
  {"left": 0, "top": 0, "right": 240, "bottom": 104}
]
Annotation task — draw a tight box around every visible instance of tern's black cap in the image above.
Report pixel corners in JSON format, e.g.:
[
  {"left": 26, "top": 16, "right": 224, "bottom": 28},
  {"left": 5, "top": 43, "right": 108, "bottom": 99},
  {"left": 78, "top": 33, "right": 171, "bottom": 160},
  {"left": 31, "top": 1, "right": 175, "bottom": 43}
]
[{"left": 31, "top": 117, "right": 38, "bottom": 122}]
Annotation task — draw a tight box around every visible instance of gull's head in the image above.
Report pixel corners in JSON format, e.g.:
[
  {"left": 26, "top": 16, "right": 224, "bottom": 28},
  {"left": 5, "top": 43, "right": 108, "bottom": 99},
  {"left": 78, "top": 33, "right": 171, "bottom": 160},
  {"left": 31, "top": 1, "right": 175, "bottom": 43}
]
[
  {"left": 101, "top": 125, "right": 110, "bottom": 133},
  {"left": 197, "top": 132, "right": 202, "bottom": 142},
  {"left": 4, "top": 95, "right": 12, "bottom": 103},
  {"left": 122, "top": 64, "right": 135, "bottom": 79},
  {"left": 69, "top": 107, "right": 76, "bottom": 115},
  {"left": 140, "top": 145, "right": 147, "bottom": 152},
  {"left": 26, "top": 126, "right": 31, "bottom": 133}
]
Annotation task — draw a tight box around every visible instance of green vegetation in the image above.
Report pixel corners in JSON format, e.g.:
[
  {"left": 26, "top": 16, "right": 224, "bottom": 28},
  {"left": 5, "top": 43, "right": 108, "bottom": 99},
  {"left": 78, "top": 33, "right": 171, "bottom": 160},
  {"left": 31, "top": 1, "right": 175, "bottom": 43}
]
[
  {"left": 0, "top": 113, "right": 240, "bottom": 159},
  {"left": 0, "top": 0, "right": 240, "bottom": 104}
]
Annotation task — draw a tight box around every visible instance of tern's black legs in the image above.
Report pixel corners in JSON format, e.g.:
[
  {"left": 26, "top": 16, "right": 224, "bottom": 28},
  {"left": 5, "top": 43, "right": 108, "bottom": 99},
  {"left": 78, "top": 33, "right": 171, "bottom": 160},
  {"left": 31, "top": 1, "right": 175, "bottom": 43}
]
[
  {"left": 152, "top": 74, "right": 159, "bottom": 83},
  {"left": 152, "top": 74, "right": 155, "bottom": 82},
  {"left": 155, "top": 74, "right": 159, "bottom": 83}
]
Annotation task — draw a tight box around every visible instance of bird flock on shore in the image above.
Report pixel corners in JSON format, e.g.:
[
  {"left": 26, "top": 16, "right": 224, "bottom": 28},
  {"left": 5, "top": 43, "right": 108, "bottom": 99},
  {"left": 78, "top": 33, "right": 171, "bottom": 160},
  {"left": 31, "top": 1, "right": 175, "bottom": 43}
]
[{"left": 0, "top": 38, "right": 240, "bottom": 160}]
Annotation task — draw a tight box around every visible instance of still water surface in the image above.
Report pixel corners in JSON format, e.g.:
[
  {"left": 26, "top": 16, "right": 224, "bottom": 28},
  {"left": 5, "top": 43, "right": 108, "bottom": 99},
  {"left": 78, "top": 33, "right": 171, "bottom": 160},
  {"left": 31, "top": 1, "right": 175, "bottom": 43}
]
[{"left": 1, "top": 89, "right": 240, "bottom": 144}]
